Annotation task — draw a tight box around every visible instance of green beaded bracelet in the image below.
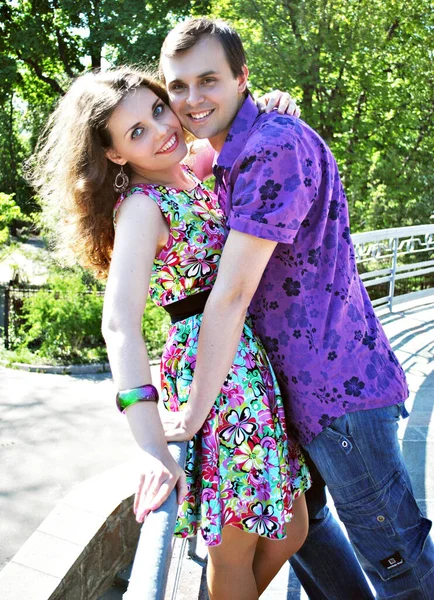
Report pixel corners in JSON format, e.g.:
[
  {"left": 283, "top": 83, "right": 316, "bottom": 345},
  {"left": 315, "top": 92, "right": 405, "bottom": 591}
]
[{"left": 116, "top": 384, "right": 159, "bottom": 413}]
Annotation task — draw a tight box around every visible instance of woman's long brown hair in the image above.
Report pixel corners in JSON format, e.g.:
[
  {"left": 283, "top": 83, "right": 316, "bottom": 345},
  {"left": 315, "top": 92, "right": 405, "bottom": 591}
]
[{"left": 30, "top": 67, "right": 170, "bottom": 278}]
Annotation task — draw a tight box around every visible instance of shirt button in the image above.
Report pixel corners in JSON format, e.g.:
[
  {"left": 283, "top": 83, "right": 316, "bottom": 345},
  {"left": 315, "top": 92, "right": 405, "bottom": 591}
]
[{"left": 377, "top": 515, "right": 385, "bottom": 522}]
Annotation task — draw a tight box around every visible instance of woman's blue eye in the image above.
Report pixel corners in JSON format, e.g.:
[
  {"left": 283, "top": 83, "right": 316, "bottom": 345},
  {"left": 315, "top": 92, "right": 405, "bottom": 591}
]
[
  {"left": 154, "top": 104, "right": 164, "bottom": 117},
  {"left": 131, "top": 127, "right": 144, "bottom": 139}
]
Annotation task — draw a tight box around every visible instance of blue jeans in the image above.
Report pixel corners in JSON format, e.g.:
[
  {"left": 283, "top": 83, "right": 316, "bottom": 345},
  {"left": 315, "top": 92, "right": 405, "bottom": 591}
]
[{"left": 290, "top": 404, "right": 434, "bottom": 599}]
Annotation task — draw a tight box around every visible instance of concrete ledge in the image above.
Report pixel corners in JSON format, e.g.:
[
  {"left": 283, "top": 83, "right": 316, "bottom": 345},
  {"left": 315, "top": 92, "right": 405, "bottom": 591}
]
[
  {"left": 0, "top": 359, "right": 160, "bottom": 374},
  {"left": 0, "top": 462, "right": 142, "bottom": 600},
  {"left": 0, "top": 361, "right": 112, "bottom": 374}
]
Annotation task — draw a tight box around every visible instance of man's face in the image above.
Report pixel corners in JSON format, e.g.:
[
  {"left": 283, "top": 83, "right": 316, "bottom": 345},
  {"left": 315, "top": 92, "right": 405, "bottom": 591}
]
[{"left": 161, "top": 36, "right": 248, "bottom": 152}]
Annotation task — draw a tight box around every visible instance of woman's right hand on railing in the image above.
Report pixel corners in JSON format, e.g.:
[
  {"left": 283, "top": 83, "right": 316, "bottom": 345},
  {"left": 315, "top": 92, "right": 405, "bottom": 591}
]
[{"left": 133, "top": 448, "right": 188, "bottom": 523}]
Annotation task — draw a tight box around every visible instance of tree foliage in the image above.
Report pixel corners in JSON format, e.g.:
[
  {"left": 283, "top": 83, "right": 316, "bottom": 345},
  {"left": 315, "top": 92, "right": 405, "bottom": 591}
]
[
  {"left": 0, "top": 192, "right": 28, "bottom": 243},
  {"left": 210, "top": 0, "right": 434, "bottom": 231},
  {"left": 1, "top": 0, "right": 433, "bottom": 231},
  {"left": 0, "top": 0, "right": 210, "bottom": 211},
  {"left": 7, "top": 267, "right": 170, "bottom": 363},
  {"left": 19, "top": 272, "right": 105, "bottom": 362}
]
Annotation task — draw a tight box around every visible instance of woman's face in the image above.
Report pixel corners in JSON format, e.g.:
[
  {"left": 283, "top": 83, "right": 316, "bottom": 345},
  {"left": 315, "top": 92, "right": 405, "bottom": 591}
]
[{"left": 106, "top": 86, "right": 188, "bottom": 177}]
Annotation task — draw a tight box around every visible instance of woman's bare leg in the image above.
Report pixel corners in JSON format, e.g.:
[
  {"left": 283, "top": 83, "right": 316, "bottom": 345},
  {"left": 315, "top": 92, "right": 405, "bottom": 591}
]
[
  {"left": 253, "top": 495, "right": 308, "bottom": 596},
  {"left": 207, "top": 525, "right": 259, "bottom": 600}
]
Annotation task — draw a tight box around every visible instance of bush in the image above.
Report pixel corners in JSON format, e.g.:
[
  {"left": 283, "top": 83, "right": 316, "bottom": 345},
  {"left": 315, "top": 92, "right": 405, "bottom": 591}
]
[
  {"left": 142, "top": 301, "right": 170, "bottom": 360},
  {"left": 0, "top": 192, "right": 30, "bottom": 243},
  {"left": 19, "top": 272, "right": 105, "bottom": 363},
  {"left": 12, "top": 268, "right": 170, "bottom": 364}
]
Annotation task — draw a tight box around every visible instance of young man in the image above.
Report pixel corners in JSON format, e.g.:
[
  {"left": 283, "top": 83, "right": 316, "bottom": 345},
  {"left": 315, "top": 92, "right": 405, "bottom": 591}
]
[{"left": 159, "top": 17, "right": 434, "bottom": 599}]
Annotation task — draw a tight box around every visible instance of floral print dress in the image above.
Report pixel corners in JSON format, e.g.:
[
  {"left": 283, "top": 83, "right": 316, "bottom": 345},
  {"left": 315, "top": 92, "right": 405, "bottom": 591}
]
[{"left": 114, "top": 165, "right": 311, "bottom": 546}]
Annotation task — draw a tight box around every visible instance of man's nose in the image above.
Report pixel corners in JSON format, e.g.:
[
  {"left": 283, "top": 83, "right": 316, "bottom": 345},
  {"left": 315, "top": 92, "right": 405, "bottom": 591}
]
[{"left": 187, "top": 87, "right": 204, "bottom": 107}]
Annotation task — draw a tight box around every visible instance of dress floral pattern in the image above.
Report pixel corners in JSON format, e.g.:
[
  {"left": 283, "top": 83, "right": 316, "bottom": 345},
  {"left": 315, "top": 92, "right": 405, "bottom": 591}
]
[{"left": 114, "top": 166, "right": 311, "bottom": 546}]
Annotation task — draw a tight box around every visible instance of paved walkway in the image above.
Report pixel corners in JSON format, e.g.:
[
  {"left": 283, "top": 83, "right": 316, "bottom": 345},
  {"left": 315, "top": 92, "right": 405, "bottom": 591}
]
[
  {"left": 381, "top": 296, "right": 434, "bottom": 519},
  {"left": 0, "top": 238, "right": 49, "bottom": 286},
  {"left": 1, "top": 295, "right": 433, "bottom": 598}
]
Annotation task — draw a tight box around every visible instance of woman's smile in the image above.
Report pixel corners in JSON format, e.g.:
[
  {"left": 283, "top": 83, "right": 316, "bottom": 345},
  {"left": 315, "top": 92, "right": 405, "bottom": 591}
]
[{"left": 156, "top": 132, "right": 180, "bottom": 154}]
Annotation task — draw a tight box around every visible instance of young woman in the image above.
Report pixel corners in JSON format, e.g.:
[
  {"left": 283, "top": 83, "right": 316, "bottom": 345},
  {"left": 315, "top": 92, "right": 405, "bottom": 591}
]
[{"left": 31, "top": 67, "right": 310, "bottom": 599}]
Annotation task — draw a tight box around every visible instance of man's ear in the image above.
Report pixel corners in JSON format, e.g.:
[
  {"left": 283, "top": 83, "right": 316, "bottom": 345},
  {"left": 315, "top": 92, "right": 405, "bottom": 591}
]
[
  {"left": 105, "top": 148, "right": 126, "bottom": 166},
  {"left": 237, "top": 65, "right": 249, "bottom": 94}
]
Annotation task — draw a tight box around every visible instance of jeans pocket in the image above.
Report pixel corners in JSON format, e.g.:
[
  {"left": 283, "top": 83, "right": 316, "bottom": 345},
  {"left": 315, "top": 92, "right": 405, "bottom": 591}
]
[{"left": 334, "top": 470, "right": 432, "bottom": 581}]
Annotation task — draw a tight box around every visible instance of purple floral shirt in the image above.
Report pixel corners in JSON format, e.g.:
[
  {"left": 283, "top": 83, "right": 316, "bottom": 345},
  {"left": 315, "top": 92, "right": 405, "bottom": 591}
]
[{"left": 214, "top": 96, "right": 409, "bottom": 445}]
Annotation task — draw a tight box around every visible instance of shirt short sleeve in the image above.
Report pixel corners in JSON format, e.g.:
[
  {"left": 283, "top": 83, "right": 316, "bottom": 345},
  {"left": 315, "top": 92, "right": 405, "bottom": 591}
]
[{"left": 228, "top": 127, "right": 320, "bottom": 244}]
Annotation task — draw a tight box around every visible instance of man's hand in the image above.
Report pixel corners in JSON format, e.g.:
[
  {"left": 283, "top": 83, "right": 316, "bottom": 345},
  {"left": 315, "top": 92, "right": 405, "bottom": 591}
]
[
  {"left": 256, "top": 90, "right": 301, "bottom": 117},
  {"left": 160, "top": 408, "right": 202, "bottom": 442},
  {"left": 133, "top": 448, "right": 188, "bottom": 523}
]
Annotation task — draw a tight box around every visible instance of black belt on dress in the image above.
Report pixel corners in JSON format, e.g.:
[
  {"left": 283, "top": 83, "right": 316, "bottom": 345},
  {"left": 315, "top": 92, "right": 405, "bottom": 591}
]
[{"left": 164, "top": 289, "right": 212, "bottom": 324}]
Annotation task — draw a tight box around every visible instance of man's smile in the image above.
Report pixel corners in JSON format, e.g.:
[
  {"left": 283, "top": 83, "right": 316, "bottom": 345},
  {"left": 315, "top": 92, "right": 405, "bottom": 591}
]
[{"left": 188, "top": 109, "right": 215, "bottom": 122}]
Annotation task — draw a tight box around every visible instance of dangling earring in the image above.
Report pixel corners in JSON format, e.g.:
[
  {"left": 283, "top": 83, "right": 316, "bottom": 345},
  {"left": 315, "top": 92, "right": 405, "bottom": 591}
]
[{"left": 113, "top": 165, "right": 129, "bottom": 193}]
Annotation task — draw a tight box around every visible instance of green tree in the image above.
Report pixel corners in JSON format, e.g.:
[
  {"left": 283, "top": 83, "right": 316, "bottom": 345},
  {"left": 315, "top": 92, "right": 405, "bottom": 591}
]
[
  {"left": 0, "top": 53, "right": 33, "bottom": 212},
  {"left": 0, "top": 0, "right": 211, "bottom": 211},
  {"left": 210, "top": 0, "right": 434, "bottom": 231}
]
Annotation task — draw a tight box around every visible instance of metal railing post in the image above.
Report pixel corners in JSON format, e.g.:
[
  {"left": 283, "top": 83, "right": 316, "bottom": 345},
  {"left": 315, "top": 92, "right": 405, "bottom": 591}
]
[
  {"left": 122, "top": 441, "right": 188, "bottom": 600},
  {"left": 389, "top": 237, "right": 398, "bottom": 312}
]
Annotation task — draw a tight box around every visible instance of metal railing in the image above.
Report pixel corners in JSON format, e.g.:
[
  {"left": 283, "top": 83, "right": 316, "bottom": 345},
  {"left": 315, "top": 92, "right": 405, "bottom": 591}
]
[
  {"left": 352, "top": 224, "right": 434, "bottom": 311},
  {"left": 122, "top": 442, "right": 190, "bottom": 600},
  {"left": 1, "top": 283, "right": 43, "bottom": 349}
]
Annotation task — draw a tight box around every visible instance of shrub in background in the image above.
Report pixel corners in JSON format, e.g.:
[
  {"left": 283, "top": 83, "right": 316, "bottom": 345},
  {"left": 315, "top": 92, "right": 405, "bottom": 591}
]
[
  {"left": 13, "top": 268, "right": 170, "bottom": 364},
  {"left": 19, "top": 271, "right": 105, "bottom": 363},
  {"left": 0, "top": 192, "right": 29, "bottom": 244},
  {"left": 142, "top": 301, "right": 170, "bottom": 360}
]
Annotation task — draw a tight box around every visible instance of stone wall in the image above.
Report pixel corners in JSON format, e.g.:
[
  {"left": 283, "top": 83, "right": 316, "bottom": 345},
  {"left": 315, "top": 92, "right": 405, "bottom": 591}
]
[{"left": 0, "top": 462, "right": 142, "bottom": 600}]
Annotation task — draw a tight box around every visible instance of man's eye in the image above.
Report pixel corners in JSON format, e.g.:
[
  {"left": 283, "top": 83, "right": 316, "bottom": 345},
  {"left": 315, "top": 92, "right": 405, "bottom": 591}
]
[
  {"left": 170, "top": 83, "right": 185, "bottom": 92},
  {"left": 203, "top": 78, "right": 216, "bottom": 85},
  {"left": 131, "top": 127, "right": 144, "bottom": 139},
  {"left": 154, "top": 104, "right": 164, "bottom": 117}
]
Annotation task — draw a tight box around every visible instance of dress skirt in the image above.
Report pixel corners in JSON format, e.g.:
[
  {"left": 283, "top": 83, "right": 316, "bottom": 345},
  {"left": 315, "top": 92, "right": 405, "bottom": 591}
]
[{"left": 160, "top": 313, "right": 311, "bottom": 547}]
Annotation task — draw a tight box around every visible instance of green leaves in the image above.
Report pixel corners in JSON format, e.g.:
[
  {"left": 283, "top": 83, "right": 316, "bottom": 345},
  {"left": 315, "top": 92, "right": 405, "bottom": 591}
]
[
  {"left": 0, "top": 0, "right": 212, "bottom": 215},
  {"left": 0, "top": 192, "right": 28, "bottom": 244},
  {"left": 210, "top": 0, "right": 434, "bottom": 231},
  {"left": 2, "top": 0, "right": 432, "bottom": 232},
  {"left": 10, "top": 268, "right": 170, "bottom": 363},
  {"left": 18, "top": 272, "right": 105, "bottom": 361}
]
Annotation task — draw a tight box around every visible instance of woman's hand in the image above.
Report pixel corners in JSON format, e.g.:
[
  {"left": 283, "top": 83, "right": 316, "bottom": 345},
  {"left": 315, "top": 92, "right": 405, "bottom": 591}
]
[
  {"left": 133, "top": 448, "right": 188, "bottom": 523},
  {"left": 160, "top": 409, "right": 201, "bottom": 442},
  {"left": 256, "top": 90, "right": 301, "bottom": 117}
]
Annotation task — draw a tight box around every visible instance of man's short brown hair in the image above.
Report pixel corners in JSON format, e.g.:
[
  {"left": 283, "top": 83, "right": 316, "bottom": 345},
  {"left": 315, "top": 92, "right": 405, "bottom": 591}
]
[{"left": 159, "top": 17, "right": 247, "bottom": 80}]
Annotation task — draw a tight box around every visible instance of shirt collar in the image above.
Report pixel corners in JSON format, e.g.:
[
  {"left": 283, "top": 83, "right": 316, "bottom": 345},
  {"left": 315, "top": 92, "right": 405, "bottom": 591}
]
[{"left": 215, "top": 95, "right": 259, "bottom": 170}]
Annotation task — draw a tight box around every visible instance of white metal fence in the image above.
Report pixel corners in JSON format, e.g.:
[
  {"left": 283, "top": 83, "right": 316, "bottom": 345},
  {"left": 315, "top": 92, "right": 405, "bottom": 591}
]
[{"left": 352, "top": 224, "right": 434, "bottom": 311}]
